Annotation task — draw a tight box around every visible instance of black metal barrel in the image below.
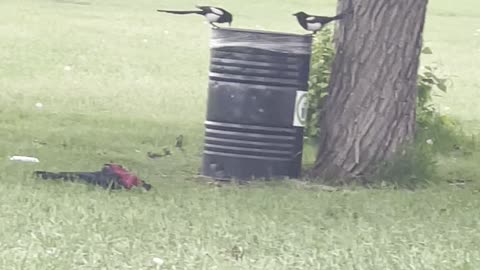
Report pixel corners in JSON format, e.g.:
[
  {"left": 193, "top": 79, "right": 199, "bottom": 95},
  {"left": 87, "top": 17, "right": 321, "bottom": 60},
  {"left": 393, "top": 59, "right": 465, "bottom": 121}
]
[{"left": 202, "top": 28, "right": 312, "bottom": 181}]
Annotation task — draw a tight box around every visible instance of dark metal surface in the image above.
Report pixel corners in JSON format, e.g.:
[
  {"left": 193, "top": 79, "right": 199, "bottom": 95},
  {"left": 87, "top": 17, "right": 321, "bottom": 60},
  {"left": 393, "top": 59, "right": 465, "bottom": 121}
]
[{"left": 202, "top": 28, "right": 312, "bottom": 181}]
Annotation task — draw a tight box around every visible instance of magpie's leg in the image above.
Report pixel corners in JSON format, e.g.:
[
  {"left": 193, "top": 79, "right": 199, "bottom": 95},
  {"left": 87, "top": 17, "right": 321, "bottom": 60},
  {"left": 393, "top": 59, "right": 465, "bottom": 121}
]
[
  {"left": 210, "top": 22, "right": 219, "bottom": 29},
  {"left": 315, "top": 25, "right": 326, "bottom": 35}
]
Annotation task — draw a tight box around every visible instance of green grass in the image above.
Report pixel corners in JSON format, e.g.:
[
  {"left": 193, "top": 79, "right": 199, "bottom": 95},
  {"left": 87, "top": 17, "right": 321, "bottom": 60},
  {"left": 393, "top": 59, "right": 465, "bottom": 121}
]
[{"left": 1, "top": 0, "right": 480, "bottom": 269}]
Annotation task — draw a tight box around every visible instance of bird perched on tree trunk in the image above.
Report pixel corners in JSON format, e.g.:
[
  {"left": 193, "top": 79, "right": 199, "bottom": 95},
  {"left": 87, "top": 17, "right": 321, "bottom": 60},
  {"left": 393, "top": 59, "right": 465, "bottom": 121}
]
[
  {"left": 157, "top": 5, "right": 233, "bottom": 28},
  {"left": 293, "top": 8, "right": 353, "bottom": 34}
]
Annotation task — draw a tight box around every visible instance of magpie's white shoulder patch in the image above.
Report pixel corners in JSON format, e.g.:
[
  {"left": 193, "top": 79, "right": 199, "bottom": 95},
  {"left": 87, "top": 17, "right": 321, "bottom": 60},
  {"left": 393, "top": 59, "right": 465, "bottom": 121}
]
[
  {"left": 306, "top": 16, "right": 316, "bottom": 22},
  {"left": 210, "top": 7, "right": 224, "bottom": 15}
]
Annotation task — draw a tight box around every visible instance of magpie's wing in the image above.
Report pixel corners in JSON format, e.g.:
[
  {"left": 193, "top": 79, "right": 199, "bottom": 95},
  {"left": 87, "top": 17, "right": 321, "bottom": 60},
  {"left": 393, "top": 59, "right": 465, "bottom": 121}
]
[
  {"left": 196, "top": 5, "right": 225, "bottom": 15},
  {"left": 307, "top": 15, "right": 333, "bottom": 23}
]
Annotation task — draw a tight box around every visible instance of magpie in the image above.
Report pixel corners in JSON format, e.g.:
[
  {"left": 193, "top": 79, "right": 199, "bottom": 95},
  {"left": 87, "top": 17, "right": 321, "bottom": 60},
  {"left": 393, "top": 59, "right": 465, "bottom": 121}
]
[
  {"left": 34, "top": 164, "right": 152, "bottom": 191},
  {"left": 156, "top": 5, "right": 233, "bottom": 28},
  {"left": 293, "top": 8, "right": 353, "bottom": 34}
]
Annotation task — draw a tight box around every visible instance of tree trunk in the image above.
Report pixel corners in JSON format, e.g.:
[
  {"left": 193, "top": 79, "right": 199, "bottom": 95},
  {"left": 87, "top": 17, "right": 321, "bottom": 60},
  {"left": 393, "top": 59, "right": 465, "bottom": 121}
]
[{"left": 310, "top": 0, "right": 429, "bottom": 183}]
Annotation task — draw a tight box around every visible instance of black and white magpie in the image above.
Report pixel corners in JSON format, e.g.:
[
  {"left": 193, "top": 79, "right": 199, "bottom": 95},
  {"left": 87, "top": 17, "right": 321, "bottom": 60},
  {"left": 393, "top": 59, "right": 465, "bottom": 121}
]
[
  {"left": 293, "top": 9, "right": 353, "bottom": 34},
  {"left": 156, "top": 5, "right": 233, "bottom": 28}
]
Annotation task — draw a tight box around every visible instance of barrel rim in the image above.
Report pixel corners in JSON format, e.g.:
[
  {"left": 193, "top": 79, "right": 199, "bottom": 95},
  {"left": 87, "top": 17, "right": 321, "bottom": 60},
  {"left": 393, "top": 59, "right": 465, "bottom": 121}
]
[{"left": 211, "top": 27, "right": 313, "bottom": 39}]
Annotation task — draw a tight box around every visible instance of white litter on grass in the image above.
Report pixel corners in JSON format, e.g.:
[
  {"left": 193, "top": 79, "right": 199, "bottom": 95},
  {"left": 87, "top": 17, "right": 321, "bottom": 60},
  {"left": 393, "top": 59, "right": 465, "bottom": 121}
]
[
  {"left": 164, "top": 30, "right": 169, "bottom": 34},
  {"left": 9, "top": 156, "right": 40, "bottom": 163},
  {"left": 64, "top": 65, "right": 72, "bottom": 71},
  {"left": 426, "top": 139, "right": 434, "bottom": 145},
  {"left": 143, "top": 39, "right": 148, "bottom": 43},
  {"left": 152, "top": 257, "right": 164, "bottom": 266},
  {"left": 35, "top": 102, "right": 43, "bottom": 109}
]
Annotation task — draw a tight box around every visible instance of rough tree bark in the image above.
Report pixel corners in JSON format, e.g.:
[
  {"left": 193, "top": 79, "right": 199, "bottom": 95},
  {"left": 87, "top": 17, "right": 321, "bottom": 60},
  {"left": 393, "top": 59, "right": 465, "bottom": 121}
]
[{"left": 310, "top": 0, "right": 429, "bottom": 183}]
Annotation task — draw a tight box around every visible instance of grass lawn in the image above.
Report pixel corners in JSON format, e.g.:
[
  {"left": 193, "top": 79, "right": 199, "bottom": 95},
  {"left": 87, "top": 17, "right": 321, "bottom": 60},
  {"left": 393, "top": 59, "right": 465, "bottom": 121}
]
[{"left": 1, "top": 0, "right": 480, "bottom": 269}]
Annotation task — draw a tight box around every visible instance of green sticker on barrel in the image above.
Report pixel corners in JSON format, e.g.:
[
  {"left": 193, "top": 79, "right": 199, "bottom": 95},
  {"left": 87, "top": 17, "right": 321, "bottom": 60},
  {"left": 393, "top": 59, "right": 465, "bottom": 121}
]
[{"left": 293, "top": 91, "right": 308, "bottom": 127}]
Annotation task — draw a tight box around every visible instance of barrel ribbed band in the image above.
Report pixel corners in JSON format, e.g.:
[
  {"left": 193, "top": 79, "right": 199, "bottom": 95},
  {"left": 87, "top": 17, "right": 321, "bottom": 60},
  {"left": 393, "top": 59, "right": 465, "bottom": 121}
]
[{"left": 210, "top": 28, "right": 313, "bottom": 55}]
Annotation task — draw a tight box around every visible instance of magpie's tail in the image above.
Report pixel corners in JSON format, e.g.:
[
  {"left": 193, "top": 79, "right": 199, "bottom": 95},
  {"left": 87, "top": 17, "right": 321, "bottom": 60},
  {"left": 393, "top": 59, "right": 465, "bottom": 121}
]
[
  {"left": 34, "top": 170, "right": 120, "bottom": 189},
  {"left": 34, "top": 171, "right": 99, "bottom": 181},
  {"left": 156, "top": 9, "right": 202, "bottom": 15},
  {"left": 332, "top": 8, "right": 354, "bottom": 21}
]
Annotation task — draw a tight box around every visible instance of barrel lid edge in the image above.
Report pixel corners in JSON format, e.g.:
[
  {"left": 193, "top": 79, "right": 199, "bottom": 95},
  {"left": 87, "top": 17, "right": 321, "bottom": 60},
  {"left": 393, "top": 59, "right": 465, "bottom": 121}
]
[{"left": 211, "top": 27, "right": 313, "bottom": 39}]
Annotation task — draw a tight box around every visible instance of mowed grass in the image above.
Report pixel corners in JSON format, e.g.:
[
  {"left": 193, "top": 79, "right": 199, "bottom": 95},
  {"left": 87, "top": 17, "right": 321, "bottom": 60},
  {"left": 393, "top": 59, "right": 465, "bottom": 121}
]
[{"left": 1, "top": 0, "right": 480, "bottom": 269}]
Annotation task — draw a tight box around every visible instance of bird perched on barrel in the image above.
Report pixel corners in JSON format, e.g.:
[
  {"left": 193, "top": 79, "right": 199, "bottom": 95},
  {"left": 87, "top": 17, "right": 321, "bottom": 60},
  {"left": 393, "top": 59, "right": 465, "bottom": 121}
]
[
  {"left": 293, "top": 8, "right": 354, "bottom": 34},
  {"left": 156, "top": 5, "right": 233, "bottom": 28}
]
